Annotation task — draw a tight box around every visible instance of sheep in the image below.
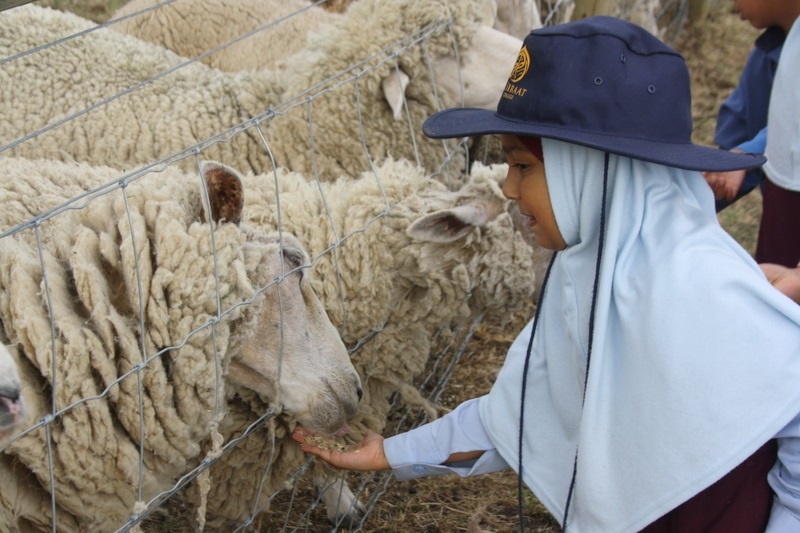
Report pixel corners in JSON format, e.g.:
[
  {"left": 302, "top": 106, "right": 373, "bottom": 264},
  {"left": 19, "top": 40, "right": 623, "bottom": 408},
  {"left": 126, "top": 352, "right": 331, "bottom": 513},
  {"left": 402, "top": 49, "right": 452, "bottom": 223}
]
[
  {"left": 191, "top": 155, "right": 542, "bottom": 527},
  {"left": 0, "top": 1, "right": 520, "bottom": 184},
  {"left": 239, "top": 0, "right": 524, "bottom": 185},
  {"left": 491, "top": 0, "right": 543, "bottom": 38},
  {"left": 109, "top": 0, "right": 525, "bottom": 178},
  {"left": 0, "top": 156, "right": 362, "bottom": 532},
  {"left": 53, "top": 155, "right": 539, "bottom": 528},
  {"left": 111, "top": 0, "right": 343, "bottom": 72},
  {"left": 239, "top": 156, "right": 538, "bottom": 349},
  {"left": 0, "top": 344, "right": 26, "bottom": 449},
  {"left": 110, "top": 0, "right": 539, "bottom": 71},
  {"left": 0, "top": 152, "right": 544, "bottom": 528}
]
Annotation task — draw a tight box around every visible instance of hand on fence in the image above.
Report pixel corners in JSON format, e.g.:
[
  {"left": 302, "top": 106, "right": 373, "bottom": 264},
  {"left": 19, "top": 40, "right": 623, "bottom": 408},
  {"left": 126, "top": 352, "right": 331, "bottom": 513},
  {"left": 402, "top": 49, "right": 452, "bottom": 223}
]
[{"left": 292, "top": 427, "right": 391, "bottom": 472}]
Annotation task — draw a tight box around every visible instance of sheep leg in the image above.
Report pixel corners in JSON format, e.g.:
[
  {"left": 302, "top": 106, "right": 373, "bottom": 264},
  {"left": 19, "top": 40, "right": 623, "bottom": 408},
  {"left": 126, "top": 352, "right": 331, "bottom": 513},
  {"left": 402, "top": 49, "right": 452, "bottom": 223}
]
[{"left": 312, "top": 465, "right": 366, "bottom": 528}]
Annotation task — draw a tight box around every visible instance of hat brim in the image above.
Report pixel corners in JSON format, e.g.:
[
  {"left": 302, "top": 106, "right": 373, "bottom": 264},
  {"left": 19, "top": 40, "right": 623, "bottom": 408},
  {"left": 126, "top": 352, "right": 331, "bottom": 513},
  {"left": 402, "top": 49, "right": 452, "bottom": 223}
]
[{"left": 423, "top": 108, "right": 766, "bottom": 172}]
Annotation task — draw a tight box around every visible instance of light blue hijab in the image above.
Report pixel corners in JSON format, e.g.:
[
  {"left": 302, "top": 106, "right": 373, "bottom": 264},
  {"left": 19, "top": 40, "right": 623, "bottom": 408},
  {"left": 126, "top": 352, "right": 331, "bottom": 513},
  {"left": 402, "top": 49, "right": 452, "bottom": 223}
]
[{"left": 480, "top": 138, "right": 800, "bottom": 532}]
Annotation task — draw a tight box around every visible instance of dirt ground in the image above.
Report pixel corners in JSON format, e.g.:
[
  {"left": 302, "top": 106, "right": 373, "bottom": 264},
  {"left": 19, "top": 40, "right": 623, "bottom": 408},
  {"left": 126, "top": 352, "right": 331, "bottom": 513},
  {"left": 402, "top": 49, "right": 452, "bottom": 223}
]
[{"left": 24, "top": 1, "right": 763, "bottom": 531}]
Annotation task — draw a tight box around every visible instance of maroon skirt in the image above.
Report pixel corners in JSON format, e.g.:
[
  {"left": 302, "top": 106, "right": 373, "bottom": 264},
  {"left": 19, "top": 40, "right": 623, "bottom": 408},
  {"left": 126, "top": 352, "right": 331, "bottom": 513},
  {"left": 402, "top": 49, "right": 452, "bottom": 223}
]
[
  {"left": 640, "top": 440, "right": 777, "bottom": 533},
  {"left": 755, "top": 178, "right": 800, "bottom": 267}
]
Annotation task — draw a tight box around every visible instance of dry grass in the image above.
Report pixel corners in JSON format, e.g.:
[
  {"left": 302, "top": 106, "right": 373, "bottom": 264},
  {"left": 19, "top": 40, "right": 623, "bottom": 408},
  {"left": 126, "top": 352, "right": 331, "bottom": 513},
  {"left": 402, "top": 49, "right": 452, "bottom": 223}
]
[
  {"left": 16, "top": 0, "right": 764, "bottom": 531},
  {"left": 385, "top": 322, "right": 564, "bottom": 532}
]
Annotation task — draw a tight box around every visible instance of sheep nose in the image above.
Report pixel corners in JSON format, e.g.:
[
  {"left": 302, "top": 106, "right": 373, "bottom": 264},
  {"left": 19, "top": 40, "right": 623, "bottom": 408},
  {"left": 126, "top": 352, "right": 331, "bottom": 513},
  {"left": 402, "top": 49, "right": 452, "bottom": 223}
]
[{"left": 356, "top": 386, "right": 363, "bottom": 402}]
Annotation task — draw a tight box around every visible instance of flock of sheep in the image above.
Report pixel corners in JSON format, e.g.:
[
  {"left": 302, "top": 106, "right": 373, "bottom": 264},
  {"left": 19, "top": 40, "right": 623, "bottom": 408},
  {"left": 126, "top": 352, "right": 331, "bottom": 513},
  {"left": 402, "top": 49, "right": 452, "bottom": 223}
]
[{"left": 0, "top": 0, "right": 555, "bottom": 530}]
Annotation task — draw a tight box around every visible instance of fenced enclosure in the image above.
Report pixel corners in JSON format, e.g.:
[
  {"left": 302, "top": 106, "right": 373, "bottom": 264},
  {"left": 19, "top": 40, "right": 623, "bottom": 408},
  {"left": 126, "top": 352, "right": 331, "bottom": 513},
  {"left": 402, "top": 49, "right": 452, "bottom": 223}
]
[{"left": 0, "top": 1, "right": 716, "bottom": 531}]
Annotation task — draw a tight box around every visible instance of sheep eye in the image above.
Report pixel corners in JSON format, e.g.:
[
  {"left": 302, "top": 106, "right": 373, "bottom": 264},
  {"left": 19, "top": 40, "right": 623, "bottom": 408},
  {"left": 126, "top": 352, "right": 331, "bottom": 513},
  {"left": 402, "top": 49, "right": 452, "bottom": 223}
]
[{"left": 281, "top": 247, "right": 306, "bottom": 281}]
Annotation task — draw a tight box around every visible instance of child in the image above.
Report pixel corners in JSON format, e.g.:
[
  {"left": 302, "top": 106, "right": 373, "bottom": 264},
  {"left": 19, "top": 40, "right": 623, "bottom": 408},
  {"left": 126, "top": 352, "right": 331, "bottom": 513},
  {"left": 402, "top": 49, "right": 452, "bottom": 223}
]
[
  {"left": 756, "top": 12, "right": 800, "bottom": 267},
  {"left": 293, "top": 16, "right": 800, "bottom": 532},
  {"left": 703, "top": 0, "right": 799, "bottom": 211}
]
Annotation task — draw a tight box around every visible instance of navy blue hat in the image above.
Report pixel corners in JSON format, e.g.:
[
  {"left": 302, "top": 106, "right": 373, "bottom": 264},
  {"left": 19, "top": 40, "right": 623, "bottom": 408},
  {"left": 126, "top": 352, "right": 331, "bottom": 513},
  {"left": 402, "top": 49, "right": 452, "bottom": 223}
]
[{"left": 423, "top": 16, "right": 765, "bottom": 172}]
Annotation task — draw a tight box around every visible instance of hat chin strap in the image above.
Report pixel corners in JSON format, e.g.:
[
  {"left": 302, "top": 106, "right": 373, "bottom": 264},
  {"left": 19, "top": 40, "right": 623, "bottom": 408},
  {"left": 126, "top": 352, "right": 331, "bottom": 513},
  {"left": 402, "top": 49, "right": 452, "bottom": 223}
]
[
  {"left": 516, "top": 249, "right": 556, "bottom": 531},
  {"left": 516, "top": 151, "right": 610, "bottom": 533}
]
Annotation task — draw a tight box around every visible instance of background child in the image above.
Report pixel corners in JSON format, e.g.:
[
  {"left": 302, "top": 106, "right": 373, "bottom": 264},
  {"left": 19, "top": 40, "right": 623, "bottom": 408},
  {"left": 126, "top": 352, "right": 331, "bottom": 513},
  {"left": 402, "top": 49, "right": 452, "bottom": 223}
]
[
  {"left": 703, "top": 0, "right": 800, "bottom": 213},
  {"left": 755, "top": 10, "right": 800, "bottom": 268}
]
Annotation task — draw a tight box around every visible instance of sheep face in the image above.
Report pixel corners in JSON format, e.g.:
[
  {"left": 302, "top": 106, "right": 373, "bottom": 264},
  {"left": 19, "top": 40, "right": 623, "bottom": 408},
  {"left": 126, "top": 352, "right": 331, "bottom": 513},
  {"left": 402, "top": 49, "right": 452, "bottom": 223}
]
[
  {"left": 404, "top": 161, "right": 539, "bottom": 325},
  {"left": 0, "top": 344, "right": 26, "bottom": 447},
  {"left": 203, "top": 161, "right": 362, "bottom": 437},
  {"left": 226, "top": 233, "right": 362, "bottom": 437}
]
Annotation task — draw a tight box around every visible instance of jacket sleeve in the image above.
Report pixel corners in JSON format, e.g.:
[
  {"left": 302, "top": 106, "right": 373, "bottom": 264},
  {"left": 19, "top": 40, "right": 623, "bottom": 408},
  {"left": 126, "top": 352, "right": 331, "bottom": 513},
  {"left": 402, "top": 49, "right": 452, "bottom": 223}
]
[
  {"left": 383, "top": 396, "right": 510, "bottom": 481},
  {"left": 734, "top": 127, "right": 767, "bottom": 155}
]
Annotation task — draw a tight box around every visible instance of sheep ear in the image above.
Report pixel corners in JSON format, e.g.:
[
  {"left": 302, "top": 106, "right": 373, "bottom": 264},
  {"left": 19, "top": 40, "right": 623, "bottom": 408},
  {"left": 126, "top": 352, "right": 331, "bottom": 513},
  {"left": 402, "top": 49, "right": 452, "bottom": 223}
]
[
  {"left": 201, "top": 161, "right": 244, "bottom": 225},
  {"left": 381, "top": 68, "right": 410, "bottom": 121},
  {"left": 407, "top": 204, "right": 493, "bottom": 243}
]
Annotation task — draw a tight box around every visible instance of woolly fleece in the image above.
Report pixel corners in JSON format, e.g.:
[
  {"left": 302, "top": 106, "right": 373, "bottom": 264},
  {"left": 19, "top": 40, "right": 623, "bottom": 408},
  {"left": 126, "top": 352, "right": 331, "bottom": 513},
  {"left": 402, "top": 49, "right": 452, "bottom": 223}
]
[
  {"left": 0, "top": 5, "right": 283, "bottom": 173},
  {"left": 112, "top": 0, "right": 341, "bottom": 72}
]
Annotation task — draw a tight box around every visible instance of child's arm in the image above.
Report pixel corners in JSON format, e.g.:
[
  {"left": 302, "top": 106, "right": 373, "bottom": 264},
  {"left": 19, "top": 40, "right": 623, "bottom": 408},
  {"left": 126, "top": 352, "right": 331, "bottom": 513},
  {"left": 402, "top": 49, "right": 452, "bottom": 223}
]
[
  {"left": 703, "top": 128, "right": 768, "bottom": 201},
  {"left": 293, "top": 397, "right": 509, "bottom": 479}
]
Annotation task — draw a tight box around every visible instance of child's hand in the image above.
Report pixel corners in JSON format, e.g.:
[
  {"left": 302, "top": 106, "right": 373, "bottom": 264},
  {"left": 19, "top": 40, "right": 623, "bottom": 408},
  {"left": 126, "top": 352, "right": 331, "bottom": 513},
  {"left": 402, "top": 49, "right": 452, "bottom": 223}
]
[
  {"left": 292, "top": 427, "right": 391, "bottom": 472},
  {"left": 702, "top": 169, "right": 746, "bottom": 201},
  {"left": 760, "top": 262, "right": 800, "bottom": 305}
]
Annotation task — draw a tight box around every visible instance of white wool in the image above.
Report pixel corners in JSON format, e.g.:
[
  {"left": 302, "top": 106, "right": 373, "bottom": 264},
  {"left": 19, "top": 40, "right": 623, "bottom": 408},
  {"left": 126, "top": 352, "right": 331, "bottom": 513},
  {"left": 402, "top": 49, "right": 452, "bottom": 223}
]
[
  {"left": 0, "top": 154, "right": 547, "bottom": 528},
  {"left": 112, "top": 0, "right": 342, "bottom": 72},
  {"left": 612, "top": 0, "right": 661, "bottom": 37},
  {"left": 0, "top": 5, "right": 284, "bottom": 174},
  {"left": 240, "top": 157, "right": 537, "bottom": 345},
  {"left": 112, "top": 0, "right": 525, "bottom": 181}
]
